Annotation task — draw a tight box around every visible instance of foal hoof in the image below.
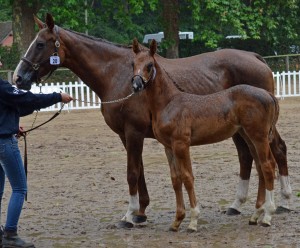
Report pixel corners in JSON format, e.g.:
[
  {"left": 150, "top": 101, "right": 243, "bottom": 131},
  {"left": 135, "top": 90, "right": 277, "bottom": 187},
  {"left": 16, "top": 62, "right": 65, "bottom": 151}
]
[
  {"left": 187, "top": 228, "right": 197, "bottom": 233},
  {"left": 117, "top": 221, "right": 134, "bottom": 229},
  {"left": 132, "top": 215, "right": 147, "bottom": 224},
  {"left": 275, "top": 206, "right": 291, "bottom": 214},
  {"left": 226, "top": 208, "right": 241, "bottom": 216}
]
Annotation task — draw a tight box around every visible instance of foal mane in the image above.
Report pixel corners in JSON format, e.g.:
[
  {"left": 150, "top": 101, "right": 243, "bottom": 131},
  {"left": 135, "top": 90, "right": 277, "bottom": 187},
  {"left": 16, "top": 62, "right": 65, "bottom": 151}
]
[{"left": 155, "top": 58, "right": 184, "bottom": 92}]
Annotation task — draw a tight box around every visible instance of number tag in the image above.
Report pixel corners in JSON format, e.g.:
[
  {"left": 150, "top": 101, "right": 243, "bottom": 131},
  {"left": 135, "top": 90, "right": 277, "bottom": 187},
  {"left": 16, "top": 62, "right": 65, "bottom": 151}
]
[{"left": 50, "top": 56, "right": 60, "bottom": 65}]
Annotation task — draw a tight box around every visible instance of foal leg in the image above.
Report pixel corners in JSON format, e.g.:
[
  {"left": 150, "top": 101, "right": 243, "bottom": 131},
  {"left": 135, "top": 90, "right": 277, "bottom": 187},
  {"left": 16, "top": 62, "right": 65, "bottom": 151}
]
[
  {"left": 119, "top": 134, "right": 149, "bottom": 226},
  {"left": 165, "top": 148, "right": 186, "bottom": 232},
  {"left": 269, "top": 128, "right": 292, "bottom": 213},
  {"left": 249, "top": 143, "right": 276, "bottom": 226},
  {"left": 227, "top": 134, "right": 253, "bottom": 215},
  {"left": 172, "top": 142, "right": 199, "bottom": 232}
]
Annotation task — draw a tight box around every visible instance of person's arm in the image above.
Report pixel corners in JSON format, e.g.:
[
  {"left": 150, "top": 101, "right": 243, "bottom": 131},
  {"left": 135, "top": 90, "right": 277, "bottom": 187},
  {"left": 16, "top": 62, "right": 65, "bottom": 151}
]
[{"left": 0, "top": 80, "right": 72, "bottom": 114}]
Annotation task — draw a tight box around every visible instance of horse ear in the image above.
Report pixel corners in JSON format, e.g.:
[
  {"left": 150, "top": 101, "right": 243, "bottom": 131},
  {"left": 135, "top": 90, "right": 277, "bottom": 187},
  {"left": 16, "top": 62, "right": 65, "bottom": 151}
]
[
  {"left": 149, "top": 39, "right": 157, "bottom": 56},
  {"left": 132, "top": 38, "right": 141, "bottom": 54},
  {"left": 45, "top": 13, "right": 55, "bottom": 31},
  {"left": 33, "top": 14, "right": 45, "bottom": 30}
]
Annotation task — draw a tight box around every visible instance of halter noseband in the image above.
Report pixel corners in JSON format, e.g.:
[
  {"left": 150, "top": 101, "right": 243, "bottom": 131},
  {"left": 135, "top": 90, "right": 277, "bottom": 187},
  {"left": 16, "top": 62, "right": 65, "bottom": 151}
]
[
  {"left": 21, "top": 25, "right": 61, "bottom": 82},
  {"left": 131, "top": 66, "right": 156, "bottom": 89}
]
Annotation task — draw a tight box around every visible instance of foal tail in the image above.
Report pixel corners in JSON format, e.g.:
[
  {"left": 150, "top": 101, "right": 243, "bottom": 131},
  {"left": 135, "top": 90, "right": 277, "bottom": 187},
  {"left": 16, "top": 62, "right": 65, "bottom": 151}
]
[{"left": 268, "top": 92, "right": 280, "bottom": 142}]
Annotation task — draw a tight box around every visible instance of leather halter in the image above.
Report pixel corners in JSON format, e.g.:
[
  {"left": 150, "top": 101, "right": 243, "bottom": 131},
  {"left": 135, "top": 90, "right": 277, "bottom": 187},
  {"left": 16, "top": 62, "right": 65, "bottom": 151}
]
[
  {"left": 131, "top": 66, "right": 156, "bottom": 89},
  {"left": 21, "top": 25, "right": 61, "bottom": 82}
]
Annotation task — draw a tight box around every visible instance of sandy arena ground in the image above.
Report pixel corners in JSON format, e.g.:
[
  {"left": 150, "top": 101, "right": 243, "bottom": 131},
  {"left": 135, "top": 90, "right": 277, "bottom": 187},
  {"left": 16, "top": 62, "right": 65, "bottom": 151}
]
[{"left": 2, "top": 97, "right": 299, "bottom": 248}]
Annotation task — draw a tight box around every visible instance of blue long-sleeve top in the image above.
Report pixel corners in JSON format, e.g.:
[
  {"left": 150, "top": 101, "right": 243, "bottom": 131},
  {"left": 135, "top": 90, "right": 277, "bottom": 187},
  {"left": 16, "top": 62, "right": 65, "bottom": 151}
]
[{"left": 0, "top": 78, "right": 62, "bottom": 136}]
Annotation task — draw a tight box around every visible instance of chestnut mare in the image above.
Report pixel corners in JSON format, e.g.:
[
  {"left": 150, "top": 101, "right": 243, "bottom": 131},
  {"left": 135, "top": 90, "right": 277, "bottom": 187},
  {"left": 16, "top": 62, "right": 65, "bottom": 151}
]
[
  {"left": 131, "top": 39, "right": 279, "bottom": 230},
  {"left": 13, "top": 14, "right": 291, "bottom": 227}
]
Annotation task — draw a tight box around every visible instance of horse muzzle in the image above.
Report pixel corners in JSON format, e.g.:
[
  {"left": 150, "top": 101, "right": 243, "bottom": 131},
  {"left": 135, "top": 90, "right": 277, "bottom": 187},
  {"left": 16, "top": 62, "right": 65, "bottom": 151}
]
[{"left": 14, "top": 75, "right": 33, "bottom": 90}]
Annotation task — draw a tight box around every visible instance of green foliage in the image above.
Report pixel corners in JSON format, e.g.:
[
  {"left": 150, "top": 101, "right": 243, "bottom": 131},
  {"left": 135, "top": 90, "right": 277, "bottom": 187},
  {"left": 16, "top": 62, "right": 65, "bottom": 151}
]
[
  {"left": 0, "top": 0, "right": 12, "bottom": 21},
  {"left": 0, "top": 44, "right": 21, "bottom": 70},
  {"left": 1, "top": 0, "right": 300, "bottom": 61}
]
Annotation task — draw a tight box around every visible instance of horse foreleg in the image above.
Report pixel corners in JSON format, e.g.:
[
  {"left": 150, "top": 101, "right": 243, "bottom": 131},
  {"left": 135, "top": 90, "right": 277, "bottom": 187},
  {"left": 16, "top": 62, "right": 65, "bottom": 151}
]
[
  {"left": 119, "top": 134, "right": 149, "bottom": 227},
  {"left": 166, "top": 147, "right": 186, "bottom": 232},
  {"left": 228, "top": 134, "right": 253, "bottom": 215},
  {"left": 270, "top": 128, "right": 292, "bottom": 213}
]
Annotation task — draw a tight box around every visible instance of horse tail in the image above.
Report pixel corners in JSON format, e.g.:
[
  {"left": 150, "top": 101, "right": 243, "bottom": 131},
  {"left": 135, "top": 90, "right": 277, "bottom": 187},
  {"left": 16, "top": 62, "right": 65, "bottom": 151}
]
[
  {"left": 268, "top": 92, "right": 280, "bottom": 142},
  {"left": 253, "top": 53, "right": 267, "bottom": 64}
]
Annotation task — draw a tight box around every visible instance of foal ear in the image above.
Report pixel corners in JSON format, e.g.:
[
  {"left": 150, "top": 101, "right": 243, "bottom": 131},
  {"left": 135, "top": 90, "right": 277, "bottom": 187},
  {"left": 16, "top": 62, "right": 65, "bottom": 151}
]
[
  {"left": 149, "top": 39, "right": 157, "bottom": 56},
  {"left": 33, "top": 14, "right": 45, "bottom": 30},
  {"left": 132, "top": 38, "right": 141, "bottom": 54},
  {"left": 45, "top": 13, "right": 55, "bottom": 31}
]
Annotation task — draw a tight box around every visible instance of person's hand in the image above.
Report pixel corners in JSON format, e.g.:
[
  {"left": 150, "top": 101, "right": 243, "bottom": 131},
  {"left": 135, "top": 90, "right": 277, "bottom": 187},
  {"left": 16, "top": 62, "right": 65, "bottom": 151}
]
[
  {"left": 60, "top": 93, "right": 73, "bottom": 103},
  {"left": 16, "top": 126, "right": 25, "bottom": 138}
]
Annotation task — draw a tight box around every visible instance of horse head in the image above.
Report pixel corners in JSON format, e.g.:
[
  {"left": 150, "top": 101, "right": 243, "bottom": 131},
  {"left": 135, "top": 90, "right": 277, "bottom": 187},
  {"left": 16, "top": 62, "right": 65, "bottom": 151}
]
[
  {"left": 131, "top": 38, "right": 157, "bottom": 93},
  {"left": 13, "top": 13, "right": 64, "bottom": 90}
]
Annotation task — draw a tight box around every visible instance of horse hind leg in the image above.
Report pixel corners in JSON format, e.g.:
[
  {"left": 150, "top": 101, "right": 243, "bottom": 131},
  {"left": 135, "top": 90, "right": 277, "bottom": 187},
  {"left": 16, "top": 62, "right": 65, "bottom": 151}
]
[
  {"left": 227, "top": 134, "right": 253, "bottom": 215},
  {"left": 269, "top": 128, "right": 292, "bottom": 213}
]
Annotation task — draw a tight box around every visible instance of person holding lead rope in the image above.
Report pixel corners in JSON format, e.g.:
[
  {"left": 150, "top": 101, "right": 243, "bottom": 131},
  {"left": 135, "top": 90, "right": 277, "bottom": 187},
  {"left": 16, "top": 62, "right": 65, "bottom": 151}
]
[{"left": 0, "top": 58, "right": 73, "bottom": 248}]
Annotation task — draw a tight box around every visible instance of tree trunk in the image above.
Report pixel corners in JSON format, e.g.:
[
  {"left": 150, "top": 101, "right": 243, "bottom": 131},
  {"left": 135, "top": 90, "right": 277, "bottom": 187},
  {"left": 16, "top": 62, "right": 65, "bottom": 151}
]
[
  {"left": 13, "top": 0, "right": 41, "bottom": 57},
  {"left": 160, "top": 0, "right": 179, "bottom": 58}
]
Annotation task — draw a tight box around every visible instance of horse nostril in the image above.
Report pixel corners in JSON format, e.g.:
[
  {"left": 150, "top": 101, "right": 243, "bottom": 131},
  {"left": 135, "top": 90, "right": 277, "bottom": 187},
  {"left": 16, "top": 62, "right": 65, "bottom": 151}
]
[{"left": 16, "top": 76, "right": 22, "bottom": 85}]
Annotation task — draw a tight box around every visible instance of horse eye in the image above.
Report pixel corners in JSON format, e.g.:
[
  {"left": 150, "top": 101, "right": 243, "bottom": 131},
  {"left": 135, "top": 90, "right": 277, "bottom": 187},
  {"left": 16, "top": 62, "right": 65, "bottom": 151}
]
[
  {"left": 131, "top": 62, "right": 134, "bottom": 68},
  {"left": 36, "top": 42, "right": 45, "bottom": 49},
  {"left": 147, "top": 62, "right": 153, "bottom": 72}
]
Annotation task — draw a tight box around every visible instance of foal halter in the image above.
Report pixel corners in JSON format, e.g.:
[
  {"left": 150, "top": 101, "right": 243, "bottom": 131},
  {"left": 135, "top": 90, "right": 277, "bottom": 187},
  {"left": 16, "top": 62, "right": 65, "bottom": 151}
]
[
  {"left": 131, "top": 66, "right": 156, "bottom": 89},
  {"left": 21, "top": 25, "right": 61, "bottom": 83}
]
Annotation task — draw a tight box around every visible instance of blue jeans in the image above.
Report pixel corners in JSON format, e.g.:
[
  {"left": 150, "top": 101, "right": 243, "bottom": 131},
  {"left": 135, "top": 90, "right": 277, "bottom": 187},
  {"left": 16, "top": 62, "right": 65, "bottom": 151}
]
[{"left": 0, "top": 135, "right": 27, "bottom": 232}]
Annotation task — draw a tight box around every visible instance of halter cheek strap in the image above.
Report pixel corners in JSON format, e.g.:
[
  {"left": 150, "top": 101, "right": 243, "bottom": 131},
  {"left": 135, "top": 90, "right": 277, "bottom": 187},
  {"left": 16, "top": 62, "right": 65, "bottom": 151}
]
[
  {"left": 132, "top": 67, "right": 156, "bottom": 89},
  {"left": 21, "top": 25, "right": 61, "bottom": 83}
]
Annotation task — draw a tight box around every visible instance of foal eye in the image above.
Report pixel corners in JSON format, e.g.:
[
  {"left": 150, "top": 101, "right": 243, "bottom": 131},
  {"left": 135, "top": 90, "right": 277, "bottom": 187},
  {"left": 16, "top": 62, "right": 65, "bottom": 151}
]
[
  {"left": 131, "top": 62, "right": 134, "bottom": 69},
  {"left": 147, "top": 62, "right": 153, "bottom": 72},
  {"left": 36, "top": 42, "right": 45, "bottom": 49}
]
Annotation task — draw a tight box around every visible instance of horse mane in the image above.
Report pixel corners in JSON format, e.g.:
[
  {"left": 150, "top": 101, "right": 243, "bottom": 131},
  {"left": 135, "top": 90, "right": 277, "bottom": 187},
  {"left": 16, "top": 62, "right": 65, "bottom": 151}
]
[{"left": 64, "top": 28, "right": 131, "bottom": 49}]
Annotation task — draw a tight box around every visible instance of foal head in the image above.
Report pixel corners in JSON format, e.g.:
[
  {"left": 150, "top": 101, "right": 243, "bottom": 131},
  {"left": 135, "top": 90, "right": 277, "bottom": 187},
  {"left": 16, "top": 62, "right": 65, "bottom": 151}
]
[{"left": 131, "top": 39, "right": 157, "bottom": 93}]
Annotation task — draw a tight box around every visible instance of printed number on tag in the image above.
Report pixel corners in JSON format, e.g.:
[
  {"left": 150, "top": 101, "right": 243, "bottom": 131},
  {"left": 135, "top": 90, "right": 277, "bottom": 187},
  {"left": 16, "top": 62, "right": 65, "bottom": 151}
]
[{"left": 50, "top": 56, "right": 60, "bottom": 65}]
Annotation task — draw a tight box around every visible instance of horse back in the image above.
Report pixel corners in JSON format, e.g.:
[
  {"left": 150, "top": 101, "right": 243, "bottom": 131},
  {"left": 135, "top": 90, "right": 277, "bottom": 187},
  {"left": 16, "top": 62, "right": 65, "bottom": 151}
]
[{"left": 157, "top": 49, "right": 274, "bottom": 95}]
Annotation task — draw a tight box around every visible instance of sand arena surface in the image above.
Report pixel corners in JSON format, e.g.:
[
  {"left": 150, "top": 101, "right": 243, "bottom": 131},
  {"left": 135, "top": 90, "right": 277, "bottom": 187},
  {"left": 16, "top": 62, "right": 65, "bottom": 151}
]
[{"left": 2, "top": 98, "right": 298, "bottom": 247}]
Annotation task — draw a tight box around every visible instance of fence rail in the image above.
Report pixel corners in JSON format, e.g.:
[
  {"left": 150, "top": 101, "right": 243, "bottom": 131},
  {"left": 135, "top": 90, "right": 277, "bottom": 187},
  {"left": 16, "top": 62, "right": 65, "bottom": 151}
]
[
  {"left": 30, "top": 81, "right": 101, "bottom": 112},
  {"left": 273, "top": 71, "right": 300, "bottom": 98},
  {"left": 2, "top": 70, "right": 300, "bottom": 112}
]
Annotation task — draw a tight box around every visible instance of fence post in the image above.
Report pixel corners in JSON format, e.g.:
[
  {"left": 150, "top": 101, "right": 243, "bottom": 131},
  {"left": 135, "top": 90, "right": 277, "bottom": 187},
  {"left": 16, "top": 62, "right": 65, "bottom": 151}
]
[{"left": 285, "top": 56, "right": 289, "bottom": 72}]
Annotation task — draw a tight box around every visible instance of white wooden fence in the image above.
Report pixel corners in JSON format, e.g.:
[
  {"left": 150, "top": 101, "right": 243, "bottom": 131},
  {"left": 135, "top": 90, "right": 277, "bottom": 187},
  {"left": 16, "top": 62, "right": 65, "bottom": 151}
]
[
  {"left": 31, "top": 81, "right": 101, "bottom": 112},
  {"left": 30, "top": 71, "right": 300, "bottom": 112},
  {"left": 273, "top": 71, "right": 300, "bottom": 98}
]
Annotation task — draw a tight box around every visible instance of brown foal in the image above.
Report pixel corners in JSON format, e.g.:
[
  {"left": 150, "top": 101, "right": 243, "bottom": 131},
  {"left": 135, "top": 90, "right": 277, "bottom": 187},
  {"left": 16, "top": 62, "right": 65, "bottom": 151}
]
[{"left": 131, "top": 39, "right": 279, "bottom": 231}]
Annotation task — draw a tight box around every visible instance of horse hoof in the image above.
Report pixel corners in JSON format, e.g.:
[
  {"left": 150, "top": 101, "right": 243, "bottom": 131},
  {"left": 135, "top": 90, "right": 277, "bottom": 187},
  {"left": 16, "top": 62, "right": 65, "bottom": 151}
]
[
  {"left": 117, "top": 221, "right": 134, "bottom": 229},
  {"left": 275, "top": 206, "right": 291, "bottom": 214},
  {"left": 169, "top": 226, "right": 179, "bottom": 232},
  {"left": 261, "top": 222, "right": 271, "bottom": 227},
  {"left": 132, "top": 215, "right": 147, "bottom": 224},
  {"left": 248, "top": 220, "right": 258, "bottom": 225},
  {"left": 226, "top": 208, "right": 241, "bottom": 216}
]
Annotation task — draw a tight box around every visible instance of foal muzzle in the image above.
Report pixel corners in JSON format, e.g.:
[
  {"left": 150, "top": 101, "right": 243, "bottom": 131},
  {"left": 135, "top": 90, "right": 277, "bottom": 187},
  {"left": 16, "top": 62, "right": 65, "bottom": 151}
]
[{"left": 131, "top": 75, "right": 145, "bottom": 93}]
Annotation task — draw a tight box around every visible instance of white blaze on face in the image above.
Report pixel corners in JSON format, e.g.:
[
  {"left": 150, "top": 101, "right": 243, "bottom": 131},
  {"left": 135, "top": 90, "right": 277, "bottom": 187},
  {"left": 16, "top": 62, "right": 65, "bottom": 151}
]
[{"left": 13, "top": 34, "right": 39, "bottom": 84}]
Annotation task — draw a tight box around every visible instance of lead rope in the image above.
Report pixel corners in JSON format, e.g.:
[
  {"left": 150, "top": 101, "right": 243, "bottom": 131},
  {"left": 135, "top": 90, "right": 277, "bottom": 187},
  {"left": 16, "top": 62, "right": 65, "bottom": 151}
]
[
  {"left": 73, "top": 92, "right": 134, "bottom": 105},
  {"left": 19, "top": 91, "right": 135, "bottom": 201},
  {"left": 18, "top": 104, "right": 65, "bottom": 201}
]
